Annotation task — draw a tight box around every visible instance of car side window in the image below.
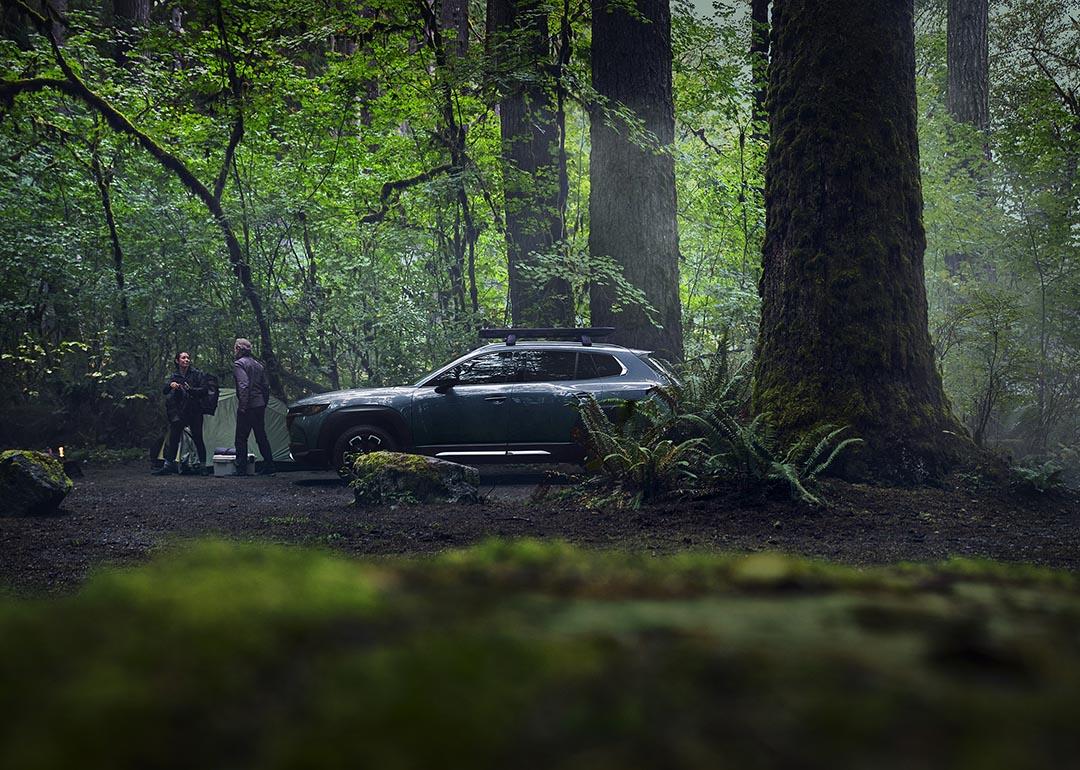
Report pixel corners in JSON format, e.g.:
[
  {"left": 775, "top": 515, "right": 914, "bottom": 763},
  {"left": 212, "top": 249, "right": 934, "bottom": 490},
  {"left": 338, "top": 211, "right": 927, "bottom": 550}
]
[
  {"left": 452, "top": 351, "right": 520, "bottom": 385},
  {"left": 581, "top": 352, "right": 622, "bottom": 378},
  {"left": 519, "top": 350, "right": 578, "bottom": 382}
]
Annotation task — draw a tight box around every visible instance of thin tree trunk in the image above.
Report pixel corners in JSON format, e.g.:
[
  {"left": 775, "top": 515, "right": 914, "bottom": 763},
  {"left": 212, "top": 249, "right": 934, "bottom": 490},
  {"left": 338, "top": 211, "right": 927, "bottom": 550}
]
[
  {"left": 750, "top": 0, "right": 769, "bottom": 136},
  {"left": 489, "top": 0, "right": 574, "bottom": 327},
  {"left": 947, "top": 0, "right": 989, "bottom": 130},
  {"left": 754, "top": 0, "right": 967, "bottom": 479},
  {"left": 943, "top": 0, "right": 990, "bottom": 275},
  {"left": 439, "top": 0, "right": 468, "bottom": 58},
  {"left": 589, "top": 0, "right": 683, "bottom": 361},
  {"left": 89, "top": 151, "right": 131, "bottom": 333}
]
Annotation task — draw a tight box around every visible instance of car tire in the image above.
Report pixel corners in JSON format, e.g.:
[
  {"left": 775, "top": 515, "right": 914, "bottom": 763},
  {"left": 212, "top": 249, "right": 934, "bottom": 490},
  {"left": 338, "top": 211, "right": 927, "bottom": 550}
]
[{"left": 332, "top": 424, "right": 398, "bottom": 471}]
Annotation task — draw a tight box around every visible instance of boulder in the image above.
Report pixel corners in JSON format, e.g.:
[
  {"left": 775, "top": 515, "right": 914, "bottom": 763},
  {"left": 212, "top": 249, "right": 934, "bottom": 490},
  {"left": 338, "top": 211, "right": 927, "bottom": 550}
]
[
  {"left": 348, "top": 451, "right": 479, "bottom": 506},
  {"left": 0, "top": 450, "right": 73, "bottom": 516}
]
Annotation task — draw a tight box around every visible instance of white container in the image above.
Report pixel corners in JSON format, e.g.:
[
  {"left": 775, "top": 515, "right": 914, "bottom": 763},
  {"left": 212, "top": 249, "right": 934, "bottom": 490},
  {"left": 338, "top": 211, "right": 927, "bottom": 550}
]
[{"left": 213, "top": 454, "right": 255, "bottom": 476}]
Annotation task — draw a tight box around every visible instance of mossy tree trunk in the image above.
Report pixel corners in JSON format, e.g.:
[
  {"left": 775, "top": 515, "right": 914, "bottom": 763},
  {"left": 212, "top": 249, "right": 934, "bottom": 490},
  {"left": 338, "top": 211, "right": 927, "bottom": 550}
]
[
  {"left": 489, "top": 0, "right": 574, "bottom": 326},
  {"left": 588, "top": 0, "right": 683, "bottom": 361},
  {"left": 753, "top": 0, "right": 967, "bottom": 479}
]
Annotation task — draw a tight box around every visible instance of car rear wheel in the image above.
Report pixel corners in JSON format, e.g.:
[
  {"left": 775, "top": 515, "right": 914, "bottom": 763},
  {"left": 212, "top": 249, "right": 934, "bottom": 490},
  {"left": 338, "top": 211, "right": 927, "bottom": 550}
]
[{"left": 332, "top": 424, "right": 398, "bottom": 471}]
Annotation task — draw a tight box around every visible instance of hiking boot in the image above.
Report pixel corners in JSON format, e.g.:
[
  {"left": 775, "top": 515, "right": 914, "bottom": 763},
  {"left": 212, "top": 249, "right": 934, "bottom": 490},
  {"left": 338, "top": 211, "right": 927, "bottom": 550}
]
[
  {"left": 256, "top": 461, "right": 275, "bottom": 477},
  {"left": 225, "top": 464, "right": 249, "bottom": 477},
  {"left": 201, "top": 465, "right": 214, "bottom": 477},
  {"left": 152, "top": 461, "right": 177, "bottom": 476}
]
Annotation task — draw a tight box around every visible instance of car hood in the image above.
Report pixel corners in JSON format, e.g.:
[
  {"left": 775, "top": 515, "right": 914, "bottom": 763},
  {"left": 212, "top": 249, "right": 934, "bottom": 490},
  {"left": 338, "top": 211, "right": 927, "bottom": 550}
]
[{"left": 289, "top": 386, "right": 413, "bottom": 409}]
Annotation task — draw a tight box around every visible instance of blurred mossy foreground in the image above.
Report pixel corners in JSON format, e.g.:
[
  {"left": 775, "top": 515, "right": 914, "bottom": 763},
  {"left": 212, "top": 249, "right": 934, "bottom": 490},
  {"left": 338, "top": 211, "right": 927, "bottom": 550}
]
[{"left": 2, "top": 541, "right": 1079, "bottom": 769}]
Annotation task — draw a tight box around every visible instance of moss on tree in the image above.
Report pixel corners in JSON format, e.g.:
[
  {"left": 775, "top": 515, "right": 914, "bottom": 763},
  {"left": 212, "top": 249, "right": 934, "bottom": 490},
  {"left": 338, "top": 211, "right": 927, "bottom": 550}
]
[{"left": 754, "top": 0, "right": 970, "bottom": 480}]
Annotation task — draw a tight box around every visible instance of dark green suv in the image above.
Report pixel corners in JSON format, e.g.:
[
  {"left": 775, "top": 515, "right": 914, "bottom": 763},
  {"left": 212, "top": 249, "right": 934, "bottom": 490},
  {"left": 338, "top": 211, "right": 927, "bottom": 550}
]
[{"left": 286, "top": 329, "right": 674, "bottom": 469}]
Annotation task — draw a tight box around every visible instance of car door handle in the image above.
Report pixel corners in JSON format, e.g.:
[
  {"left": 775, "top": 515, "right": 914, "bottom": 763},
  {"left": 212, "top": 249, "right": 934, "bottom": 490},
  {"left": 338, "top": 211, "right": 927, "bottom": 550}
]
[{"left": 483, "top": 395, "right": 508, "bottom": 403}]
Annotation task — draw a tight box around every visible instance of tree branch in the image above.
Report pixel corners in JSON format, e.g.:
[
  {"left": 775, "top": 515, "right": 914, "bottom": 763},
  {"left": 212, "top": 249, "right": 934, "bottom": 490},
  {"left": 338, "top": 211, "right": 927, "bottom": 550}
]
[
  {"left": 211, "top": 0, "right": 244, "bottom": 203},
  {"left": 357, "top": 164, "right": 454, "bottom": 224}
]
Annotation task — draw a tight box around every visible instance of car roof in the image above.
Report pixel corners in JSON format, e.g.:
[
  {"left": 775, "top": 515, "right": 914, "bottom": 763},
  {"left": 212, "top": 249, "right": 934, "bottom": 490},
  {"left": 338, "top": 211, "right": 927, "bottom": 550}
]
[{"left": 472, "top": 341, "right": 650, "bottom": 355}]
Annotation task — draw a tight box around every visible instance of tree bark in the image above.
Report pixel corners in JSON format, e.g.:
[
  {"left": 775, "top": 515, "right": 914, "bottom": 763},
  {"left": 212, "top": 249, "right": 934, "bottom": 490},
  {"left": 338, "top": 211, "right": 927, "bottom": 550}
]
[
  {"left": 947, "top": 0, "right": 989, "bottom": 130},
  {"left": 112, "top": 0, "right": 149, "bottom": 24},
  {"left": 489, "top": 0, "right": 573, "bottom": 327},
  {"left": 439, "top": 0, "right": 468, "bottom": 58},
  {"left": 754, "top": 0, "right": 967, "bottom": 479},
  {"left": 588, "top": 0, "right": 683, "bottom": 361}
]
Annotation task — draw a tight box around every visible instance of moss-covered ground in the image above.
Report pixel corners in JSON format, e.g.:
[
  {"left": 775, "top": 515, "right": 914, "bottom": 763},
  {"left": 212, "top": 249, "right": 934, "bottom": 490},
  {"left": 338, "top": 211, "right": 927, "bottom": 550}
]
[{"left": 2, "top": 539, "right": 1079, "bottom": 769}]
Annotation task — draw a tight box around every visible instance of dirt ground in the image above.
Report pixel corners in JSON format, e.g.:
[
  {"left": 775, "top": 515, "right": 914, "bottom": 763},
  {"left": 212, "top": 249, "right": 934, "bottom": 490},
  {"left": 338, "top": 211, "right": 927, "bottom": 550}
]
[{"left": 1, "top": 462, "right": 1078, "bottom": 595}]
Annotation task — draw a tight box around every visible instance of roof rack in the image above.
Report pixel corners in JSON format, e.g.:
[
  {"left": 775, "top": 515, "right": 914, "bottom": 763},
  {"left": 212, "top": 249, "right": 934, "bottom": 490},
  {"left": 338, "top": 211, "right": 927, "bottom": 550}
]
[{"left": 479, "top": 327, "right": 616, "bottom": 347}]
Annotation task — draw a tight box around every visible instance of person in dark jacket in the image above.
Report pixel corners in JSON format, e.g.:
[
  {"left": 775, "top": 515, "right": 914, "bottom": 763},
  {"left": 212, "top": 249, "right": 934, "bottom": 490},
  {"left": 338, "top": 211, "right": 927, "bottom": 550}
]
[
  {"left": 230, "top": 337, "right": 275, "bottom": 476},
  {"left": 153, "top": 351, "right": 210, "bottom": 476}
]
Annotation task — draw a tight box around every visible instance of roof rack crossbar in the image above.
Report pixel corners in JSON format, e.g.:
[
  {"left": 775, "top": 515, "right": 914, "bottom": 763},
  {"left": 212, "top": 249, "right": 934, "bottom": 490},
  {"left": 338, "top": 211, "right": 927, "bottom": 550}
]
[{"left": 479, "top": 327, "right": 615, "bottom": 347}]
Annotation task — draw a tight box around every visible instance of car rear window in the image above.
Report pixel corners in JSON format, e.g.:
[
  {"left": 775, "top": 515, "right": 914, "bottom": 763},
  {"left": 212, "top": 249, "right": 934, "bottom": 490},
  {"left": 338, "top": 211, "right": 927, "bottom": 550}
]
[
  {"left": 519, "top": 350, "right": 578, "bottom": 382},
  {"left": 638, "top": 354, "right": 676, "bottom": 383},
  {"left": 580, "top": 352, "right": 623, "bottom": 379}
]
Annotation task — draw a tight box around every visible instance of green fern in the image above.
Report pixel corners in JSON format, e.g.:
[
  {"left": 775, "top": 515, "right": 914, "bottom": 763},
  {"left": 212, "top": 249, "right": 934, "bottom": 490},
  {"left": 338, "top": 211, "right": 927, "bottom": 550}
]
[
  {"left": 575, "top": 394, "right": 700, "bottom": 504},
  {"left": 574, "top": 354, "right": 862, "bottom": 507}
]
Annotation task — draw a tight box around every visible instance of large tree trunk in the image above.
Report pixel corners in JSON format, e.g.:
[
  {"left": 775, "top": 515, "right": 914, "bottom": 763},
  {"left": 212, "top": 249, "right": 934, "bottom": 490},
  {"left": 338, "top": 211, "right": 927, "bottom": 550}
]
[
  {"left": 754, "top": 0, "right": 966, "bottom": 479},
  {"left": 589, "top": 0, "right": 683, "bottom": 361},
  {"left": 947, "top": 0, "right": 989, "bottom": 130},
  {"left": 489, "top": 0, "right": 573, "bottom": 327}
]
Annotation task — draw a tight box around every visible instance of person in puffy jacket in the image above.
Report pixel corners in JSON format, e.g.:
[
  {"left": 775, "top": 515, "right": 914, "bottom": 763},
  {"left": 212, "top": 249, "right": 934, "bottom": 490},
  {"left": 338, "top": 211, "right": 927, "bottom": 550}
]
[
  {"left": 229, "top": 337, "right": 275, "bottom": 476},
  {"left": 153, "top": 351, "right": 210, "bottom": 476}
]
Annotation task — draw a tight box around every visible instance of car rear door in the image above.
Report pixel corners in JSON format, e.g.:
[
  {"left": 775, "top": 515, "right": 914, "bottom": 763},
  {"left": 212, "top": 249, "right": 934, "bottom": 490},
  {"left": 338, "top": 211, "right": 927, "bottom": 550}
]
[
  {"left": 509, "top": 350, "right": 583, "bottom": 449},
  {"left": 510, "top": 349, "right": 659, "bottom": 450}
]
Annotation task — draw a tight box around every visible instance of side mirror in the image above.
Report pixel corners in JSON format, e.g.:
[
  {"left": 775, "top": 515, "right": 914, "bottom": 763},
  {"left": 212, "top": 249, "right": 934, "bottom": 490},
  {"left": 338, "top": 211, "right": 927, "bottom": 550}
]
[{"left": 433, "top": 377, "right": 459, "bottom": 394}]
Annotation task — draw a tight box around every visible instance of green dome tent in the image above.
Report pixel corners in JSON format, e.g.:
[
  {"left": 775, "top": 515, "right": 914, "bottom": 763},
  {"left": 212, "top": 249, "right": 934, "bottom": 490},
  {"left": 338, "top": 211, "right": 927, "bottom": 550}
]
[{"left": 157, "top": 388, "right": 294, "bottom": 469}]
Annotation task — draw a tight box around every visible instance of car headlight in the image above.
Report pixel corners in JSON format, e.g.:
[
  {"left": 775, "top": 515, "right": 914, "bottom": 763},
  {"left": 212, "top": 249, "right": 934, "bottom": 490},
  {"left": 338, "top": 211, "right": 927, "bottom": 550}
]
[{"left": 293, "top": 403, "right": 329, "bottom": 417}]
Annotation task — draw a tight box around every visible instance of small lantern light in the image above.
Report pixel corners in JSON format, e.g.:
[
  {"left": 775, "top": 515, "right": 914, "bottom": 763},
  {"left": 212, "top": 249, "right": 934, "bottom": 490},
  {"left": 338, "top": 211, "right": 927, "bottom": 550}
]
[{"left": 58, "top": 446, "right": 65, "bottom": 459}]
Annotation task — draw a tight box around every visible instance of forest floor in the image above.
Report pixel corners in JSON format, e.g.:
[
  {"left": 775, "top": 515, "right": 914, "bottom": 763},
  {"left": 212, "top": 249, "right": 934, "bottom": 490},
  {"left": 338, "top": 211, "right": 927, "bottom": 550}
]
[{"left": 1, "top": 462, "right": 1078, "bottom": 595}]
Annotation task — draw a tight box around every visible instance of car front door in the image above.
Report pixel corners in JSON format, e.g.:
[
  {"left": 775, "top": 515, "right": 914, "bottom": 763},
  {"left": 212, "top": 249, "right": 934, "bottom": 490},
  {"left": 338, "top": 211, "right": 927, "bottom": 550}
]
[{"left": 411, "top": 350, "right": 519, "bottom": 457}]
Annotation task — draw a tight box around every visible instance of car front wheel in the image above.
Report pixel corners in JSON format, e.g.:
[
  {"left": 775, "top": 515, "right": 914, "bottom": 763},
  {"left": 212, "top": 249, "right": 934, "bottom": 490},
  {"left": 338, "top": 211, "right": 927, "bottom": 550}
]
[{"left": 332, "top": 424, "right": 398, "bottom": 471}]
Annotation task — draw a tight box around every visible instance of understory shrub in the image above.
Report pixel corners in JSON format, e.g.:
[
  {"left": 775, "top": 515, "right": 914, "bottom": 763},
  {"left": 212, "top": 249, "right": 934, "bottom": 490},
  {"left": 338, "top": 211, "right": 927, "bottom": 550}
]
[
  {"left": 576, "top": 355, "right": 861, "bottom": 506},
  {"left": 1009, "top": 457, "right": 1067, "bottom": 495}
]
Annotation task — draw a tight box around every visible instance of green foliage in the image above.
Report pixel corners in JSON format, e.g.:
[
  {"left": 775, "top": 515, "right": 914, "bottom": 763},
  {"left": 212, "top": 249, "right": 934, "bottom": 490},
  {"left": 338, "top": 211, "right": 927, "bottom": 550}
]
[
  {"left": 918, "top": 0, "right": 1080, "bottom": 460},
  {"left": 576, "top": 394, "right": 700, "bottom": 507},
  {"left": 690, "top": 412, "right": 861, "bottom": 506},
  {"left": 1009, "top": 458, "right": 1067, "bottom": 496},
  {"left": 673, "top": 355, "right": 861, "bottom": 505},
  {"left": 0, "top": 0, "right": 1076, "bottom": 478},
  {"left": 574, "top": 355, "right": 861, "bottom": 507},
  {"left": 3, "top": 539, "right": 1080, "bottom": 769}
]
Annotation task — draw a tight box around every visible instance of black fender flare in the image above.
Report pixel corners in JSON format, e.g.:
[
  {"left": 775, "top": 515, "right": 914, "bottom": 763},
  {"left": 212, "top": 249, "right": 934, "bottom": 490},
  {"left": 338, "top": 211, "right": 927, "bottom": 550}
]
[{"left": 319, "top": 407, "right": 411, "bottom": 454}]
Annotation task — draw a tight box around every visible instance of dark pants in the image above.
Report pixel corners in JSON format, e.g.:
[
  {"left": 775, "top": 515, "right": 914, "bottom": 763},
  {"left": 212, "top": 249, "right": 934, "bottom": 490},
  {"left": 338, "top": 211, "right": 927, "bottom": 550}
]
[
  {"left": 235, "top": 405, "right": 273, "bottom": 469},
  {"left": 166, "top": 412, "right": 206, "bottom": 465}
]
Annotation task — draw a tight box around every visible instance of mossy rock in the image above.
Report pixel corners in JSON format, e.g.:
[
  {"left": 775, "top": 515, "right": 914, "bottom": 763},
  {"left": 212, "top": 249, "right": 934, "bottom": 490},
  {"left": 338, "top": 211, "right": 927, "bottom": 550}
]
[
  {"left": 0, "top": 450, "right": 73, "bottom": 516},
  {"left": 348, "top": 451, "right": 479, "bottom": 505}
]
